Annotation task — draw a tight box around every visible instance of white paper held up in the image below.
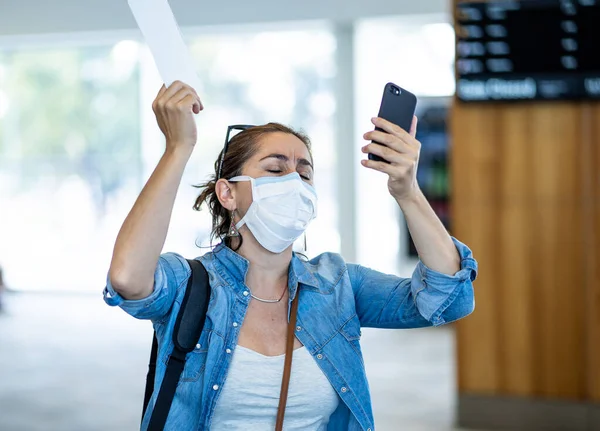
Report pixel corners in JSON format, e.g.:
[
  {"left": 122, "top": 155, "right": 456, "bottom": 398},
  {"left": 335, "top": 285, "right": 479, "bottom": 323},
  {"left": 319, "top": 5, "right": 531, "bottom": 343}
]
[{"left": 128, "top": 0, "right": 203, "bottom": 93}]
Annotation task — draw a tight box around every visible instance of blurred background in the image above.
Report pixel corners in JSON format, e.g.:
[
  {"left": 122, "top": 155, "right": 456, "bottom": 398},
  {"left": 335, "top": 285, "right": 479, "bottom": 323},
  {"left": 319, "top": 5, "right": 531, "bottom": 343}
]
[{"left": 0, "top": 0, "right": 598, "bottom": 430}]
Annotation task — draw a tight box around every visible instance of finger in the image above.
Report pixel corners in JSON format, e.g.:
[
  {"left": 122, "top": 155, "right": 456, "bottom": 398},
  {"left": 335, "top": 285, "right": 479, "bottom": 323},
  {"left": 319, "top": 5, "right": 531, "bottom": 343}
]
[
  {"left": 165, "top": 87, "right": 197, "bottom": 112},
  {"left": 158, "top": 81, "right": 186, "bottom": 105},
  {"left": 184, "top": 85, "right": 203, "bottom": 110},
  {"left": 363, "top": 130, "right": 411, "bottom": 154},
  {"left": 195, "top": 94, "right": 204, "bottom": 112},
  {"left": 156, "top": 85, "right": 167, "bottom": 99},
  {"left": 153, "top": 85, "right": 167, "bottom": 112},
  {"left": 363, "top": 143, "right": 417, "bottom": 166},
  {"left": 168, "top": 84, "right": 204, "bottom": 111},
  {"left": 409, "top": 116, "right": 418, "bottom": 138},
  {"left": 361, "top": 142, "right": 405, "bottom": 163},
  {"left": 178, "top": 93, "right": 202, "bottom": 114},
  {"left": 173, "top": 80, "right": 197, "bottom": 94},
  {"left": 193, "top": 98, "right": 203, "bottom": 114},
  {"left": 360, "top": 158, "right": 395, "bottom": 175},
  {"left": 371, "top": 117, "right": 412, "bottom": 141},
  {"left": 372, "top": 117, "right": 421, "bottom": 150}
]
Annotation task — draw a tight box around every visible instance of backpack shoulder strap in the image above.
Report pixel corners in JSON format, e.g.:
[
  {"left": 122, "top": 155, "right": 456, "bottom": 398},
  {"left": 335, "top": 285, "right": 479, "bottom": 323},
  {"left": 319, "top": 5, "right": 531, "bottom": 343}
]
[
  {"left": 143, "top": 258, "right": 211, "bottom": 430},
  {"left": 173, "top": 259, "right": 211, "bottom": 351},
  {"left": 142, "top": 334, "right": 159, "bottom": 422}
]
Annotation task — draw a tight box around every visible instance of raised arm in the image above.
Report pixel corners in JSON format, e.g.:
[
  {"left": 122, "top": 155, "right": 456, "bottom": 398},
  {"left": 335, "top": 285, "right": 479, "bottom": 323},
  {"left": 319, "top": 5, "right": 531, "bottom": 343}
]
[
  {"left": 362, "top": 115, "right": 461, "bottom": 275},
  {"left": 358, "top": 115, "right": 477, "bottom": 327},
  {"left": 108, "top": 81, "right": 202, "bottom": 300}
]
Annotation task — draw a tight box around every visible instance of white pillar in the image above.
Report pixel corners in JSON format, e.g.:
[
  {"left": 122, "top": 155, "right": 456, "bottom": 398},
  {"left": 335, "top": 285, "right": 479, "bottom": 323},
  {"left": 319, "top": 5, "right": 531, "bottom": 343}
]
[{"left": 333, "top": 22, "right": 357, "bottom": 262}]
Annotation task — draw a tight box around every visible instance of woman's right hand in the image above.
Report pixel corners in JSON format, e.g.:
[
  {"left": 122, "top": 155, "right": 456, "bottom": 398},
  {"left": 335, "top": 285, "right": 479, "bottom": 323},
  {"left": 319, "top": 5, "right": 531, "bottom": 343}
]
[{"left": 152, "top": 81, "right": 203, "bottom": 152}]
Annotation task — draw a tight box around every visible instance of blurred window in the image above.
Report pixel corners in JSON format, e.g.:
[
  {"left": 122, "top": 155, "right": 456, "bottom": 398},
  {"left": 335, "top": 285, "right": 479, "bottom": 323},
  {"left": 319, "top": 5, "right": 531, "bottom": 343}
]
[
  {"left": 354, "top": 17, "right": 454, "bottom": 273},
  {"left": 0, "top": 26, "right": 338, "bottom": 292},
  {"left": 0, "top": 43, "right": 142, "bottom": 291}
]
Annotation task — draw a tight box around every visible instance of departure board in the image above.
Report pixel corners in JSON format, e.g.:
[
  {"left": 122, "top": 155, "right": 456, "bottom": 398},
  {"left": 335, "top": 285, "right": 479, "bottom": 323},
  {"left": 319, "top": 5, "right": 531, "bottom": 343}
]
[{"left": 456, "top": 0, "right": 600, "bottom": 101}]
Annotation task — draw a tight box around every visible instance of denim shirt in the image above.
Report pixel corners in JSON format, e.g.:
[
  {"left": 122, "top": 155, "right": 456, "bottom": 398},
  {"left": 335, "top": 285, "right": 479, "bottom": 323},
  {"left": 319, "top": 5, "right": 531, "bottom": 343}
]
[{"left": 104, "top": 237, "right": 477, "bottom": 431}]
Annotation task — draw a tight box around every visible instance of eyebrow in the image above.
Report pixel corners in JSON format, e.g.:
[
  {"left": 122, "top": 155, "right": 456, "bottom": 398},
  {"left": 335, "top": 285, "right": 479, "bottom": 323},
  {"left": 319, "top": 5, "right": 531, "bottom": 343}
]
[{"left": 260, "top": 153, "right": 313, "bottom": 170}]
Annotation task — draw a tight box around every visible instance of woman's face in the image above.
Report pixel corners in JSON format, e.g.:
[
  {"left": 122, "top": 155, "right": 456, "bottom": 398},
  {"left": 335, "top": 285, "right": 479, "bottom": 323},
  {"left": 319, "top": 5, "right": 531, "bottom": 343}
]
[{"left": 233, "top": 132, "right": 314, "bottom": 215}]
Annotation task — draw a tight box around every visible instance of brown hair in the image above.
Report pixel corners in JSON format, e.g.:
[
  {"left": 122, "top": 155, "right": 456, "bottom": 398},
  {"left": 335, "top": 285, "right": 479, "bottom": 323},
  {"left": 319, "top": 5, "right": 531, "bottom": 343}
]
[{"left": 194, "top": 122, "right": 313, "bottom": 249}]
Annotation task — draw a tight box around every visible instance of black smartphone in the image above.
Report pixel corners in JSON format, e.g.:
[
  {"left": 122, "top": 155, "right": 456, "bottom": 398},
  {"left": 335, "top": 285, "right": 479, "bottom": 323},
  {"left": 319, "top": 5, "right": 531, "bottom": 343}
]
[{"left": 368, "top": 82, "right": 417, "bottom": 163}]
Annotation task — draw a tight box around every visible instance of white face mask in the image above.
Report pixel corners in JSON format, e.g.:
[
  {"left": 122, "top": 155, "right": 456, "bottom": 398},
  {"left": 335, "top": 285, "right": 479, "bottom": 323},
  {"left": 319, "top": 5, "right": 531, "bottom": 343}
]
[{"left": 229, "top": 172, "right": 318, "bottom": 253}]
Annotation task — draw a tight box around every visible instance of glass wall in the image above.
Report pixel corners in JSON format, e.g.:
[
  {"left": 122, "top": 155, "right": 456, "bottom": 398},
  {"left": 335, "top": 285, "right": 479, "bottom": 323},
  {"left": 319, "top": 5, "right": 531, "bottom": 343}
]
[
  {"left": 354, "top": 16, "right": 454, "bottom": 274},
  {"left": 0, "top": 43, "right": 142, "bottom": 291},
  {"left": 0, "top": 26, "right": 338, "bottom": 292},
  {"left": 0, "top": 16, "right": 456, "bottom": 291}
]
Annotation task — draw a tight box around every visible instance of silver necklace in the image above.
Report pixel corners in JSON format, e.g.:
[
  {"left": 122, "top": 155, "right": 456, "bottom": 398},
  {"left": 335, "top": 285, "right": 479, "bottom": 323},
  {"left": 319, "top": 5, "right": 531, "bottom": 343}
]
[{"left": 250, "top": 286, "right": 287, "bottom": 304}]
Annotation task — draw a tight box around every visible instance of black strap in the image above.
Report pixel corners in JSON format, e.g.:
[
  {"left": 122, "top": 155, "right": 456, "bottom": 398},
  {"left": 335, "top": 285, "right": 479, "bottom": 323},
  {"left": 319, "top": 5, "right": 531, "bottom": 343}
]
[
  {"left": 143, "top": 259, "right": 211, "bottom": 430},
  {"left": 142, "top": 333, "right": 159, "bottom": 421},
  {"left": 147, "top": 350, "right": 187, "bottom": 431},
  {"left": 173, "top": 260, "right": 211, "bottom": 352}
]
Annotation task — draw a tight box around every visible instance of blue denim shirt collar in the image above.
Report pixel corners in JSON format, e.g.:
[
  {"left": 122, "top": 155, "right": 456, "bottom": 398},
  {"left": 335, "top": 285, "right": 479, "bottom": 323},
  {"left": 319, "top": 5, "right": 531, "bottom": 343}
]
[
  {"left": 212, "top": 244, "right": 319, "bottom": 296},
  {"left": 290, "top": 253, "right": 320, "bottom": 289}
]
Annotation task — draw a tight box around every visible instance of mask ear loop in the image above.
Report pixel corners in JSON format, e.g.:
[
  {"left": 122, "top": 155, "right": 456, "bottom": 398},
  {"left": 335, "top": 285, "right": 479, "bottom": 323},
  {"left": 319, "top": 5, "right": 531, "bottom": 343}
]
[
  {"left": 294, "top": 232, "right": 309, "bottom": 261},
  {"left": 232, "top": 176, "right": 256, "bottom": 232}
]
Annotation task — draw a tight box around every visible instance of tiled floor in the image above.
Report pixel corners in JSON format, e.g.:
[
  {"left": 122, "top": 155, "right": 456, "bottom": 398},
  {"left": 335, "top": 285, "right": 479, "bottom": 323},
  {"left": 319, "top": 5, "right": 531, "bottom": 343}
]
[{"left": 0, "top": 293, "right": 472, "bottom": 431}]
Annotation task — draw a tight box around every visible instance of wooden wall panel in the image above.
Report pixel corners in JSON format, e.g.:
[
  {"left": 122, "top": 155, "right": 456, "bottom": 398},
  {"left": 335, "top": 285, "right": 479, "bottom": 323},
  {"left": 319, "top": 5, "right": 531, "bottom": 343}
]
[
  {"left": 451, "top": 104, "right": 501, "bottom": 394},
  {"left": 528, "top": 105, "right": 585, "bottom": 398},
  {"left": 452, "top": 0, "right": 599, "bottom": 415},
  {"left": 497, "top": 106, "right": 535, "bottom": 396},
  {"left": 452, "top": 102, "right": 593, "bottom": 401},
  {"left": 585, "top": 104, "right": 600, "bottom": 402}
]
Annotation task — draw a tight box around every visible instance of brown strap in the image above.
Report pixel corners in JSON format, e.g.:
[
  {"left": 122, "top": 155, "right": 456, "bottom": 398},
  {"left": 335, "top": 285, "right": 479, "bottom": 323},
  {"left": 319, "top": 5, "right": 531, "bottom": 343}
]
[{"left": 275, "top": 293, "right": 300, "bottom": 431}]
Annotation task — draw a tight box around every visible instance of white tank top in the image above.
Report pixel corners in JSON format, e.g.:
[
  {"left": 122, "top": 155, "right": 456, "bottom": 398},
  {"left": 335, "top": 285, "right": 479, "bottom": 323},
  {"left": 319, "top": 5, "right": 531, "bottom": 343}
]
[{"left": 210, "top": 345, "right": 340, "bottom": 430}]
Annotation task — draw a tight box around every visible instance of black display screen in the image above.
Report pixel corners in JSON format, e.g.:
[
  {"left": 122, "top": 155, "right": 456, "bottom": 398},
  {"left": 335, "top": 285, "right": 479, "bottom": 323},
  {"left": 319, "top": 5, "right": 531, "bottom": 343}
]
[{"left": 456, "top": 0, "right": 600, "bottom": 101}]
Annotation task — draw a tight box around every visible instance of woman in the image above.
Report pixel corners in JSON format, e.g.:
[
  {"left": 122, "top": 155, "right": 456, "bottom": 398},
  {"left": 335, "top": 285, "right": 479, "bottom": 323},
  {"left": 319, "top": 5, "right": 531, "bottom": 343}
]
[{"left": 104, "top": 81, "right": 477, "bottom": 431}]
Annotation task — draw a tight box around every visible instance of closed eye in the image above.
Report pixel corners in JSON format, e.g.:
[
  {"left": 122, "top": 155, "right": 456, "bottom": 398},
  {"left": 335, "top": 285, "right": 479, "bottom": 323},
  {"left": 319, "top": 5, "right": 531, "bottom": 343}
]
[{"left": 266, "top": 169, "right": 312, "bottom": 182}]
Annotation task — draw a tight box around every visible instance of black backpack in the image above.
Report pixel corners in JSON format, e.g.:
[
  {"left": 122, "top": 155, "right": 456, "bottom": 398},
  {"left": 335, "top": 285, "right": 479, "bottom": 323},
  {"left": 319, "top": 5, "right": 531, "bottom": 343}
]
[{"left": 142, "top": 259, "right": 211, "bottom": 431}]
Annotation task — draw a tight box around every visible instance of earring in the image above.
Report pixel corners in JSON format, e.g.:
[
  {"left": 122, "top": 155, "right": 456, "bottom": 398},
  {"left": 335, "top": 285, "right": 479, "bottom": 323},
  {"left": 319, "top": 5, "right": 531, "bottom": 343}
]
[{"left": 227, "top": 210, "right": 240, "bottom": 237}]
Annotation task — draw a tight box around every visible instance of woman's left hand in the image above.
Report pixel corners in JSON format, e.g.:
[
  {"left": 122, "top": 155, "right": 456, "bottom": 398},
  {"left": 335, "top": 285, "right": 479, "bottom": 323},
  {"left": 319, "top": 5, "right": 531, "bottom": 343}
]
[{"left": 361, "top": 116, "right": 421, "bottom": 202}]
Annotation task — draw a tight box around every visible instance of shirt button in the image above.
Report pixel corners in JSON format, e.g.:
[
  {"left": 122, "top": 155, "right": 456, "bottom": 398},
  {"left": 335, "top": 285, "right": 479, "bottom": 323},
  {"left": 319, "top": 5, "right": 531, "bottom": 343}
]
[
  {"left": 341, "top": 386, "right": 348, "bottom": 393},
  {"left": 213, "top": 385, "right": 219, "bottom": 390},
  {"left": 233, "top": 322, "right": 238, "bottom": 327},
  {"left": 196, "top": 344, "right": 201, "bottom": 350},
  {"left": 226, "top": 348, "right": 232, "bottom": 354},
  {"left": 367, "top": 428, "right": 372, "bottom": 431},
  {"left": 243, "top": 290, "right": 249, "bottom": 296},
  {"left": 316, "top": 354, "right": 323, "bottom": 360},
  {"left": 296, "top": 326, "right": 302, "bottom": 332}
]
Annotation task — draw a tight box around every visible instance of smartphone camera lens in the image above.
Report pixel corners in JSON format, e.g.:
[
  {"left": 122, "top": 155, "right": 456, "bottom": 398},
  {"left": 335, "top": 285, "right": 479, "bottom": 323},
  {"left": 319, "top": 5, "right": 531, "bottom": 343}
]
[{"left": 391, "top": 86, "right": 401, "bottom": 95}]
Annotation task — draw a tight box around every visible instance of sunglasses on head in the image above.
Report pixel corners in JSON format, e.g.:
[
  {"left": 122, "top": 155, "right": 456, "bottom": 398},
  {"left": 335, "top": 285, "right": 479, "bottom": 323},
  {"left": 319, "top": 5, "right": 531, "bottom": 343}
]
[{"left": 216, "top": 124, "right": 255, "bottom": 180}]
